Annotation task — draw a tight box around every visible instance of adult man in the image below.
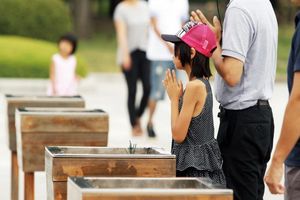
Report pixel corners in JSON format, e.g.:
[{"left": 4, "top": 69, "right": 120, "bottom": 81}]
[
  {"left": 146, "top": 0, "right": 189, "bottom": 137},
  {"left": 265, "top": 1, "right": 300, "bottom": 199},
  {"left": 191, "top": 0, "right": 278, "bottom": 199}
]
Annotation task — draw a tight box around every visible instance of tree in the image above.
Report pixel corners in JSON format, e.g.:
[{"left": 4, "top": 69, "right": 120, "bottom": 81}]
[{"left": 69, "top": 0, "right": 92, "bottom": 38}]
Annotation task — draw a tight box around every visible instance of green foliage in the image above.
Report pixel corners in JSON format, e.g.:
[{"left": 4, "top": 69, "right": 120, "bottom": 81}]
[
  {"left": 277, "top": 25, "right": 293, "bottom": 78},
  {"left": 0, "top": 36, "right": 88, "bottom": 78},
  {"left": 79, "top": 29, "right": 119, "bottom": 72},
  {"left": 0, "top": 0, "right": 73, "bottom": 41}
]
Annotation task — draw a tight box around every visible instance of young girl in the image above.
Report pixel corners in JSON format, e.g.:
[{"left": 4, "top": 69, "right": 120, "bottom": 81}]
[
  {"left": 162, "top": 22, "right": 226, "bottom": 186},
  {"left": 48, "top": 34, "right": 79, "bottom": 96}
]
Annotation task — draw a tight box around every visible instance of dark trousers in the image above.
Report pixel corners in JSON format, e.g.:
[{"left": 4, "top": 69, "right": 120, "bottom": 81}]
[
  {"left": 123, "top": 50, "right": 150, "bottom": 127},
  {"left": 217, "top": 103, "right": 274, "bottom": 200}
]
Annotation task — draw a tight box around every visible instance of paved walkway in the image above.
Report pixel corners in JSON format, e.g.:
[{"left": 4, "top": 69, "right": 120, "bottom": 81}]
[{"left": 0, "top": 73, "right": 286, "bottom": 199}]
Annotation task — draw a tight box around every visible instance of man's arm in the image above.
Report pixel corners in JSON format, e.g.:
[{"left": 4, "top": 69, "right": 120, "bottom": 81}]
[
  {"left": 212, "top": 43, "right": 244, "bottom": 87},
  {"left": 114, "top": 19, "right": 131, "bottom": 70},
  {"left": 273, "top": 72, "right": 300, "bottom": 165},
  {"left": 265, "top": 72, "right": 300, "bottom": 194}
]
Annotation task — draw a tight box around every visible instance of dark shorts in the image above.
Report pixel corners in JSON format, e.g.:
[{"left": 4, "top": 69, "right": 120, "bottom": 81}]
[
  {"left": 217, "top": 103, "right": 274, "bottom": 200},
  {"left": 285, "top": 165, "right": 300, "bottom": 200}
]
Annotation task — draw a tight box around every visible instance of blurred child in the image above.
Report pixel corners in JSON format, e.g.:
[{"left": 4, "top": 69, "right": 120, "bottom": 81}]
[
  {"left": 48, "top": 34, "right": 79, "bottom": 96},
  {"left": 162, "top": 22, "right": 226, "bottom": 186}
]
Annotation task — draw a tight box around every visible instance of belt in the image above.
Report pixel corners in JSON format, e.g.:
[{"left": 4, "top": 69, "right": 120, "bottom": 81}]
[
  {"left": 218, "top": 100, "right": 269, "bottom": 118},
  {"left": 257, "top": 100, "right": 269, "bottom": 106}
]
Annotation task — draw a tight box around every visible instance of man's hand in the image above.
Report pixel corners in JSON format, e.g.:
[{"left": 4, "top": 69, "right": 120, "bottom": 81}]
[
  {"left": 190, "top": 10, "right": 222, "bottom": 42},
  {"left": 264, "top": 161, "right": 285, "bottom": 194}
]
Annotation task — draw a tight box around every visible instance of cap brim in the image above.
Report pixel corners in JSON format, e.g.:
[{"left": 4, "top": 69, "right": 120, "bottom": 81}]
[{"left": 161, "top": 34, "right": 181, "bottom": 43}]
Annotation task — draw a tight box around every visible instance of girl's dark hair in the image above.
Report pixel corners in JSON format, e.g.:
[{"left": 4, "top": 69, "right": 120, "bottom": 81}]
[
  {"left": 174, "top": 42, "right": 213, "bottom": 79},
  {"left": 58, "top": 34, "right": 78, "bottom": 55}
]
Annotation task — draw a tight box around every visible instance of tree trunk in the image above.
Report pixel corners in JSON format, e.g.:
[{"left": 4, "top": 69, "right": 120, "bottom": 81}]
[{"left": 70, "top": 0, "right": 92, "bottom": 38}]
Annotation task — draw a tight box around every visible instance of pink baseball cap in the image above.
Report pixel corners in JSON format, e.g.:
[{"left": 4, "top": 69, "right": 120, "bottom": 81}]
[{"left": 161, "top": 21, "right": 217, "bottom": 57}]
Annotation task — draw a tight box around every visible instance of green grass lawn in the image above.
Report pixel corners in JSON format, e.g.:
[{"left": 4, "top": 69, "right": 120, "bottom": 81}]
[
  {"left": 79, "top": 28, "right": 119, "bottom": 73},
  {"left": 0, "top": 36, "right": 88, "bottom": 78},
  {"left": 277, "top": 25, "right": 294, "bottom": 79},
  {"left": 79, "top": 24, "right": 294, "bottom": 79}
]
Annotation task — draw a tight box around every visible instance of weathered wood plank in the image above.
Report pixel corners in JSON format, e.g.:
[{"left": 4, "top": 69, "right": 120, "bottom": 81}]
[
  {"left": 18, "top": 133, "right": 108, "bottom": 172},
  {"left": 67, "top": 178, "right": 233, "bottom": 200},
  {"left": 6, "top": 96, "right": 85, "bottom": 115},
  {"left": 53, "top": 182, "right": 66, "bottom": 200},
  {"left": 24, "top": 172, "right": 34, "bottom": 200},
  {"left": 51, "top": 158, "right": 176, "bottom": 182},
  {"left": 11, "top": 152, "right": 19, "bottom": 200},
  {"left": 81, "top": 195, "right": 233, "bottom": 200},
  {"left": 20, "top": 114, "right": 108, "bottom": 133},
  {"left": 5, "top": 95, "right": 85, "bottom": 151}
]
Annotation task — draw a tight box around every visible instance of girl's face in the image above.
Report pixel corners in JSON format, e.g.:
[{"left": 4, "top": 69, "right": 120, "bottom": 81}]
[
  {"left": 173, "top": 55, "right": 184, "bottom": 70},
  {"left": 59, "top": 40, "right": 73, "bottom": 57}
]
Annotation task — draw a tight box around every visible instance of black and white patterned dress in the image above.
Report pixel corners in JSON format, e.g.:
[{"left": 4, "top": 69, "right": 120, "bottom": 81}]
[{"left": 172, "top": 78, "right": 226, "bottom": 187}]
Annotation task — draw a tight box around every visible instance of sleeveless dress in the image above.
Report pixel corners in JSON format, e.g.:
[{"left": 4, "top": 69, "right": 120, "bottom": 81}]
[
  {"left": 47, "top": 53, "right": 78, "bottom": 96},
  {"left": 172, "top": 78, "right": 226, "bottom": 187}
]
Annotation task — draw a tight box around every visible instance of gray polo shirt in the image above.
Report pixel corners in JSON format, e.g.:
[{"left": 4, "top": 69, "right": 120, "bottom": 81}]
[
  {"left": 113, "top": 1, "right": 150, "bottom": 65},
  {"left": 215, "top": 0, "right": 278, "bottom": 110}
]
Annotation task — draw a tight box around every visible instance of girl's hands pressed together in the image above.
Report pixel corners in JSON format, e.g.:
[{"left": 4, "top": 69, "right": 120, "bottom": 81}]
[{"left": 163, "top": 69, "right": 183, "bottom": 101}]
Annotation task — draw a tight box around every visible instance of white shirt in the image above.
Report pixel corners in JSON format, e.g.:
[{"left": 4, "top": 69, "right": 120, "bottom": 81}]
[
  {"left": 146, "top": 0, "right": 189, "bottom": 61},
  {"left": 114, "top": 1, "right": 150, "bottom": 65},
  {"left": 47, "top": 53, "right": 78, "bottom": 96}
]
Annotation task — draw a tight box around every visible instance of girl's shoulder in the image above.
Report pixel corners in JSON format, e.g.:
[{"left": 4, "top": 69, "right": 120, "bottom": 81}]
[
  {"left": 52, "top": 53, "right": 76, "bottom": 63},
  {"left": 183, "top": 80, "right": 207, "bottom": 101},
  {"left": 52, "top": 53, "right": 61, "bottom": 62},
  {"left": 69, "top": 54, "right": 76, "bottom": 61},
  {"left": 185, "top": 79, "right": 206, "bottom": 93}
]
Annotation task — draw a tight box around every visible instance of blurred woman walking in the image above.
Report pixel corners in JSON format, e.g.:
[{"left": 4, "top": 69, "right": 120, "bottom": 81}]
[{"left": 114, "top": 0, "right": 151, "bottom": 136}]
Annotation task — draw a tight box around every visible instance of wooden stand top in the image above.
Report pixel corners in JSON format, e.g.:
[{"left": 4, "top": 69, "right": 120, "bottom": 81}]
[
  {"left": 16, "top": 108, "right": 106, "bottom": 116},
  {"left": 5, "top": 94, "right": 83, "bottom": 100},
  {"left": 16, "top": 108, "right": 109, "bottom": 133},
  {"left": 46, "top": 146, "right": 175, "bottom": 159},
  {"left": 67, "top": 177, "right": 233, "bottom": 196},
  {"left": 5, "top": 95, "right": 85, "bottom": 115}
]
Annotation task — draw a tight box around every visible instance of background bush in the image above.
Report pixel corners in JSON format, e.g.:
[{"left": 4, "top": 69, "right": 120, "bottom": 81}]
[
  {"left": 0, "top": 0, "right": 73, "bottom": 42},
  {"left": 0, "top": 36, "right": 88, "bottom": 78}
]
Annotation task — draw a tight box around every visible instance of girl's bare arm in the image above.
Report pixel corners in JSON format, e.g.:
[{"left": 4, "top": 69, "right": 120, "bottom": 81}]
[
  {"left": 171, "top": 82, "right": 207, "bottom": 143},
  {"left": 114, "top": 19, "right": 131, "bottom": 69}
]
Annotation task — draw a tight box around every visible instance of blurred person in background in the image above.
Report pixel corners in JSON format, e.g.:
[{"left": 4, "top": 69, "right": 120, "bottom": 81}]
[
  {"left": 146, "top": 0, "right": 189, "bottom": 138},
  {"left": 48, "top": 34, "right": 79, "bottom": 96},
  {"left": 114, "top": 0, "right": 151, "bottom": 136}
]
